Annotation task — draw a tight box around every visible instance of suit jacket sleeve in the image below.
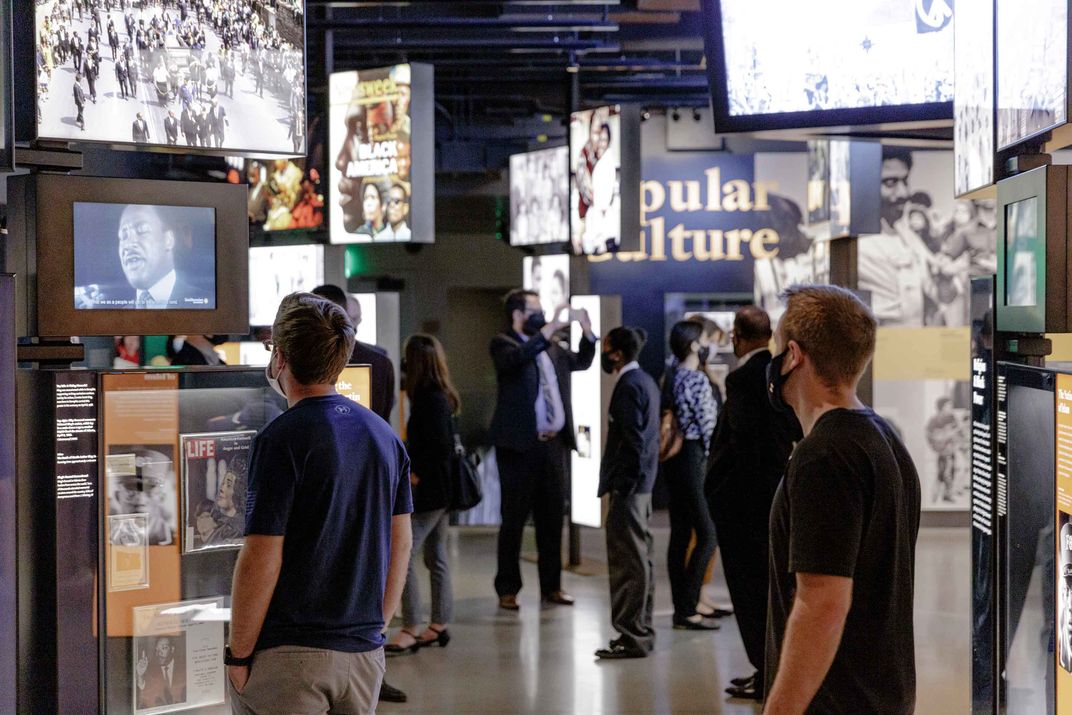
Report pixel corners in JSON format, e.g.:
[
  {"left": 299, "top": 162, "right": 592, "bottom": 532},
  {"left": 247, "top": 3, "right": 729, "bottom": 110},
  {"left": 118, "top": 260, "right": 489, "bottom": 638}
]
[
  {"left": 565, "top": 335, "right": 596, "bottom": 372},
  {"left": 606, "top": 380, "right": 645, "bottom": 494},
  {"left": 490, "top": 333, "right": 550, "bottom": 376}
]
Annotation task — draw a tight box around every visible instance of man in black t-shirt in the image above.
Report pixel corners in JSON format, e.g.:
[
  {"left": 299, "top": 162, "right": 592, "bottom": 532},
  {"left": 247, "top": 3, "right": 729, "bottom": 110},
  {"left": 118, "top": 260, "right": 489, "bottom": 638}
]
[{"left": 764, "top": 285, "right": 921, "bottom": 713}]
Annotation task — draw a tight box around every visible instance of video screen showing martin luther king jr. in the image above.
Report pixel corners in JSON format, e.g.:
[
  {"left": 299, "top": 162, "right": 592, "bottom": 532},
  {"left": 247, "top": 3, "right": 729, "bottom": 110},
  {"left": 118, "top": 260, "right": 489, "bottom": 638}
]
[{"left": 74, "top": 202, "right": 216, "bottom": 310}]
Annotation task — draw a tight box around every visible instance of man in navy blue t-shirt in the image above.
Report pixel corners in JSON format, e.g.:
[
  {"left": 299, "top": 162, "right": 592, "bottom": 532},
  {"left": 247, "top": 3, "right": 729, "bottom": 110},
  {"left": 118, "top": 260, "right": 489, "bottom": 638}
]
[{"left": 227, "top": 292, "right": 413, "bottom": 714}]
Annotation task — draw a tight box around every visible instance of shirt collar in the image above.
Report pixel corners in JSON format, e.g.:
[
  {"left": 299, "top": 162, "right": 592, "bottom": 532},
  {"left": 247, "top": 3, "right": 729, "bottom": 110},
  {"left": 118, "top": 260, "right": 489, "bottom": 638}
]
[
  {"left": 740, "top": 346, "right": 767, "bottom": 365},
  {"left": 618, "top": 361, "right": 640, "bottom": 377},
  {"left": 143, "top": 269, "right": 177, "bottom": 307}
]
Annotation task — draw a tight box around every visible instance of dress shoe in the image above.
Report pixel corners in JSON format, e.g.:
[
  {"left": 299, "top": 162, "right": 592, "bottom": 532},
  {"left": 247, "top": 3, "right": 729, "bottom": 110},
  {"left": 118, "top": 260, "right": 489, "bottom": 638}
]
[
  {"left": 542, "top": 590, "right": 575, "bottom": 606},
  {"left": 697, "top": 604, "right": 734, "bottom": 618},
  {"left": 595, "top": 643, "right": 647, "bottom": 659},
  {"left": 384, "top": 629, "right": 422, "bottom": 656},
  {"left": 498, "top": 595, "right": 520, "bottom": 611},
  {"left": 416, "top": 625, "right": 451, "bottom": 648},
  {"left": 378, "top": 680, "right": 407, "bottom": 703},
  {"left": 673, "top": 615, "right": 720, "bottom": 631},
  {"left": 730, "top": 672, "right": 758, "bottom": 688},
  {"left": 725, "top": 682, "right": 762, "bottom": 701}
]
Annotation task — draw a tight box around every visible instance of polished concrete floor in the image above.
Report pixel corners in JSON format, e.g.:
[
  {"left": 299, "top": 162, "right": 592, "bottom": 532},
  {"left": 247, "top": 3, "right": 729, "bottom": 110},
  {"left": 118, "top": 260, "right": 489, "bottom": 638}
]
[{"left": 382, "top": 518, "right": 969, "bottom": 714}]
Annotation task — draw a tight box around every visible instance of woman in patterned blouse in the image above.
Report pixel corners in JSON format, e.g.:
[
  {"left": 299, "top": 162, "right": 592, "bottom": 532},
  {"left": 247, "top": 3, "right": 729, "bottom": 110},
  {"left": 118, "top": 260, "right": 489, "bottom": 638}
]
[{"left": 665, "top": 319, "right": 720, "bottom": 630}]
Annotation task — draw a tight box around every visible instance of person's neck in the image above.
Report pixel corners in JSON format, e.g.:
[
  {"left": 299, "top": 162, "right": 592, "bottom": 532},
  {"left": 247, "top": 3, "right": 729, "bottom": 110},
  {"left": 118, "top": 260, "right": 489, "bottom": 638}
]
[
  {"left": 284, "top": 383, "right": 337, "bottom": 409},
  {"left": 680, "top": 353, "right": 700, "bottom": 370},
  {"left": 735, "top": 340, "right": 768, "bottom": 358},
  {"left": 793, "top": 385, "right": 864, "bottom": 436},
  {"left": 511, "top": 321, "right": 526, "bottom": 336}
]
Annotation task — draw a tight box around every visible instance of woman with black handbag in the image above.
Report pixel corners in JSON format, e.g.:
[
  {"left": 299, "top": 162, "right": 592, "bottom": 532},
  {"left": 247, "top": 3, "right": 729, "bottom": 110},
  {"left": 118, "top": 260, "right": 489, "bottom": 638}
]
[{"left": 386, "top": 334, "right": 460, "bottom": 655}]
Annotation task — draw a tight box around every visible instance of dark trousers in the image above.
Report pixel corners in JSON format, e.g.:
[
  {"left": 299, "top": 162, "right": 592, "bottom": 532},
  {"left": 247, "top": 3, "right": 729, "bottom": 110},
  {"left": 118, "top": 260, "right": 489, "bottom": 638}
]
[
  {"left": 606, "top": 491, "right": 655, "bottom": 652},
  {"left": 666, "top": 439, "right": 718, "bottom": 619},
  {"left": 494, "top": 438, "right": 566, "bottom": 597},
  {"left": 712, "top": 497, "right": 770, "bottom": 674}
]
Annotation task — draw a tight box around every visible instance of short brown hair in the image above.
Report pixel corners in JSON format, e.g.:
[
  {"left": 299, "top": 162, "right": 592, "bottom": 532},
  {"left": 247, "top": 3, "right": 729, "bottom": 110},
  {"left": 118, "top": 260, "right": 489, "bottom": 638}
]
[
  {"left": 779, "top": 285, "right": 876, "bottom": 388},
  {"left": 272, "top": 292, "right": 355, "bottom": 386}
]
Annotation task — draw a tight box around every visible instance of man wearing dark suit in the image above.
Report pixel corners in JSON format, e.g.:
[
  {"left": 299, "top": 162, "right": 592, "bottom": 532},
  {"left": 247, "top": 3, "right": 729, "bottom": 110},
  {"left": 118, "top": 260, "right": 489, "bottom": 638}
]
[
  {"left": 208, "top": 98, "right": 227, "bottom": 148},
  {"left": 594, "top": 327, "right": 661, "bottom": 660},
  {"left": 311, "top": 285, "right": 396, "bottom": 424},
  {"left": 72, "top": 75, "right": 86, "bottom": 131},
  {"left": 132, "top": 113, "right": 150, "bottom": 142},
  {"left": 706, "top": 306, "right": 800, "bottom": 700},
  {"left": 136, "top": 635, "right": 187, "bottom": 708},
  {"left": 84, "top": 55, "right": 98, "bottom": 103},
  {"left": 164, "top": 111, "right": 179, "bottom": 145},
  {"left": 116, "top": 204, "right": 209, "bottom": 309},
  {"left": 115, "top": 54, "right": 129, "bottom": 98},
  {"left": 490, "top": 289, "right": 596, "bottom": 610},
  {"left": 108, "top": 23, "right": 119, "bottom": 60},
  {"left": 180, "top": 105, "right": 197, "bottom": 146}
]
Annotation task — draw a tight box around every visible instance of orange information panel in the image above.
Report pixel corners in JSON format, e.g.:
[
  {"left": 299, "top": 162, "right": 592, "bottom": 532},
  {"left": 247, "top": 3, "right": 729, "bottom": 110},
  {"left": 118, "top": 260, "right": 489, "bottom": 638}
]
[
  {"left": 336, "top": 365, "right": 371, "bottom": 410},
  {"left": 101, "top": 372, "right": 182, "bottom": 637},
  {"left": 1054, "top": 374, "right": 1072, "bottom": 704}
]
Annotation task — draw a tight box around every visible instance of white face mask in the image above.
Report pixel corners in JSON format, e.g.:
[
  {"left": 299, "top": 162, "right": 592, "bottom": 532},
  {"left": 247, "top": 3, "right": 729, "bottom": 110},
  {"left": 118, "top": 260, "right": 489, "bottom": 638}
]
[{"left": 265, "top": 350, "right": 286, "bottom": 399}]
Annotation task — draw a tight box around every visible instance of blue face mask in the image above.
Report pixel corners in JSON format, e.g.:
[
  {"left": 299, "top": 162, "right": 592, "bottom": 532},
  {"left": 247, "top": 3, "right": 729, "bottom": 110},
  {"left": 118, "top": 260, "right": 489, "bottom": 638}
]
[{"left": 765, "top": 348, "right": 796, "bottom": 414}]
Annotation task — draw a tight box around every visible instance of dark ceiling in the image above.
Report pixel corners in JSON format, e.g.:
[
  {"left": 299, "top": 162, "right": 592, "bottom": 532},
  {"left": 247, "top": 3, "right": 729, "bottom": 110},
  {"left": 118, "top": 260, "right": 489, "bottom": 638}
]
[{"left": 305, "top": 1, "right": 710, "bottom": 171}]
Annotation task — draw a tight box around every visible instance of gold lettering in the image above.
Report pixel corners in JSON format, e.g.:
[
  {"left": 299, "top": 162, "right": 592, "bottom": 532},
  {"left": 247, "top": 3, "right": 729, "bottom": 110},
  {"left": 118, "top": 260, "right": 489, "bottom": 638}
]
[
  {"left": 724, "top": 229, "right": 751, "bottom": 260},
  {"left": 641, "top": 180, "right": 665, "bottom": 222},
  {"left": 707, "top": 230, "right": 725, "bottom": 260},
  {"left": 668, "top": 180, "right": 703, "bottom": 213},
  {"left": 752, "top": 181, "right": 775, "bottom": 211},
  {"left": 668, "top": 223, "right": 693, "bottom": 261},
  {"left": 705, "top": 167, "right": 721, "bottom": 211},
  {"left": 722, "top": 180, "right": 753, "bottom": 212},
  {"left": 691, "top": 229, "right": 713, "bottom": 260},
  {"left": 648, "top": 217, "right": 668, "bottom": 261},
  {"left": 750, "top": 228, "right": 780, "bottom": 259}
]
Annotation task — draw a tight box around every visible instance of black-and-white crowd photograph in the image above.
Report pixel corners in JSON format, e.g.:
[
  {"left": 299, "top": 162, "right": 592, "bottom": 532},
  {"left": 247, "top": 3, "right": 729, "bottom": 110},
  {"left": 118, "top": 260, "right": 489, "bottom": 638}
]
[
  {"left": 35, "top": 0, "right": 306, "bottom": 154},
  {"left": 954, "top": 0, "right": 994, "bottom": 195},
  {"left": 720, "top": 0, "right": 953, "bottom": 116},
  {"left": 857, "top": 149, "right": 997, "bottom": 328},
  {"left": 510, "top": 145, "right": 569, "bottom": 247},
  {"left": 996, "top": 0, "right": 1067, "bottom": 148}
]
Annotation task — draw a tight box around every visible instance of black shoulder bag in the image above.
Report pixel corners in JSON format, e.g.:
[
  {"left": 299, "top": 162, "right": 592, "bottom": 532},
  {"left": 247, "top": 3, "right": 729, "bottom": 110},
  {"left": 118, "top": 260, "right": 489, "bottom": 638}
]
[{"left": 448, "top": 420, "right": 483, "bottom": 512}]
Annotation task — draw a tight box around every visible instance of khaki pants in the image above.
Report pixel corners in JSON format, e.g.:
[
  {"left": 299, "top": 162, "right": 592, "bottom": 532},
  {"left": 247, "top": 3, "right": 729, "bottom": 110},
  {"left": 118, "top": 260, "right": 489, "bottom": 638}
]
[{"left": 228, "top": 646, "right": 385, "bottom": 715}]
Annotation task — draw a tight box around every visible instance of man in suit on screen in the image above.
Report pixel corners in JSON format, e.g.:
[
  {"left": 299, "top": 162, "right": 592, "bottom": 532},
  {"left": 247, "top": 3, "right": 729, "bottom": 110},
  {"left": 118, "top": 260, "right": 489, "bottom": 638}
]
[{"left": 114, "top": 205, "right": 207, "bottom": 309}]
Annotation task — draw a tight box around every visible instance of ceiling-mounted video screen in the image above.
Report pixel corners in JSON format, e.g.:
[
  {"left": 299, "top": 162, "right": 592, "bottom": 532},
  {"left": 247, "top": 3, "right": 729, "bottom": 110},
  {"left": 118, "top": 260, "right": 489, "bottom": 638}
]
[
  {"left": 248, "top": 244, "right": 324, "bottom": 327},
  {"left": 702, "top": 0, "right": 954, "bottom": 133},
  {"left": 328, "top": 63, "right": 434, "bottom": 244},
  {"left": 34, "top": 0, "right": 306, "bottom": 156},
  {"left": 240, "top": 158, "right": 324, "bottom": 232},
  {"left": 955, "top": 0, "right": 995, "bottom": 196},
  {"left": 510, "top": 146, "right": 568, "bottom": 247},
  {"left": 569, "top": 104, "right": 641, "bottom": 255},
  {"left": 996, "top": 0, "right": 1069, "bottom": 150}
]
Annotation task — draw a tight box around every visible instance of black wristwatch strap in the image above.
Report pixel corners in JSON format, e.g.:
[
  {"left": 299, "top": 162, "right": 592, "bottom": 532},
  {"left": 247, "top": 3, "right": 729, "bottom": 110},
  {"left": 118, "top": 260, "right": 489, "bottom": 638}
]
[{"left": 225, "top": 646, "right": 253, "bottom": 667}]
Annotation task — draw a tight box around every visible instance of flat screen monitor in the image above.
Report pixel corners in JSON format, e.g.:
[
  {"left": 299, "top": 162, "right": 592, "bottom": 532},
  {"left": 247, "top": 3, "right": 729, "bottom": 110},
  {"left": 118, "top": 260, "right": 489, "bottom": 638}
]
[
  {"left": 995, "top": 164, "right": 1070, "bottom": 333},
  {"left": 510, "top": 146, "right": 569, "bottom": 247},
  {"left": 22, "top": 174, "right": 248, "bottom": 337},
  {"left": 33, "top": 0, "right": 306, "bottom": 156},
  {"left": 247, "top": 244, "right": 324, "bottom": 327},
  {"left": 702, "top": 0, "right": 954, "bottom": 133},
  {"left": 74, "top": 202, "right": 216, "bottom": 310},
  {"left": 523, "top": 254, "right": 570, "bottom": 323},
  {"left": 238, "top": 158, "right": 325, "bottom": 233},
  {"left": 328, "top": 63, "right": 435, "bottom": 244},
  {"left": 955, "top": 0, "right": 996, "bottom": 196},
  {"left": 569, "top": 105, "right": 641, "bottom": 255},
  {"left": 996, "top": 0, "right": 1069, "bottom": 150}
]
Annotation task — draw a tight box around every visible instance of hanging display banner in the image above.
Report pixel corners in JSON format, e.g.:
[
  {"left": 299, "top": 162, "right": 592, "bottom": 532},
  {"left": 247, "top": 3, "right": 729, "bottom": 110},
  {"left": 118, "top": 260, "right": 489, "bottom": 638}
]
[{"left": 1055, "top": 374, "right": 1072, "bottom": 706}]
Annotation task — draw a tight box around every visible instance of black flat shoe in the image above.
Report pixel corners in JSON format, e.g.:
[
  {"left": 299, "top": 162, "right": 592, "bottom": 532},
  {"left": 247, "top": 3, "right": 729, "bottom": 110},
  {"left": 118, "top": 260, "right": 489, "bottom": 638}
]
[
  {"left": 725, "top": 682, "right": 762, "bottom": 701},
  {"left": 697, "top": 605, "right": 734, "bottom": 618},
  {"left": 379, "top": 680, "right": 407, "bottom": 703},
  {"left": 384, "top": 629, "right": 421, "bottom": 656},
  {"left": 730, "top": 672, "right": 757, "bottom": 687},
  {"left": 673, "top": 615, "right": 720, "bottom": 631},
  {"left": 417, "top": 625, "right": 451, "bottom": 648},
  {"left": 595, "top": 643, "right": 647, "bottom": 660}
]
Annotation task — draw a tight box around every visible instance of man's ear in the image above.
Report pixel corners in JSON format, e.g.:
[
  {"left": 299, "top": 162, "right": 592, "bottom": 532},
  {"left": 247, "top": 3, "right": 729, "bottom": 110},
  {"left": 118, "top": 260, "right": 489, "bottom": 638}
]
[
  {"left": 786, "top": 339, "right": 805, "bottom": 371},
  {"left": 163, "top": 230, "right": 176, "bottom": 251}
]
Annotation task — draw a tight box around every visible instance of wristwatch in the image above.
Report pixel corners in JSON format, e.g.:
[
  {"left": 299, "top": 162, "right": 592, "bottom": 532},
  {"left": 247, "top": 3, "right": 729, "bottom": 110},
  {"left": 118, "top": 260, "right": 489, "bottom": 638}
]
[{"left": 225, "top": 646, "right": 253, "bottom": 667}]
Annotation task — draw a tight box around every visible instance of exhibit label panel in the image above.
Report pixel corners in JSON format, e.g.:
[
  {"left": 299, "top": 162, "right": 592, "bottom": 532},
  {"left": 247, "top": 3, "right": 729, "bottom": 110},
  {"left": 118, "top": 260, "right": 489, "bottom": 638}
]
[
  {"left": 570, "top": 295, "right": 606, "bottom": 528},
  {"left": 1056, "top": 374, "right": 1072, "bottom": 707}
]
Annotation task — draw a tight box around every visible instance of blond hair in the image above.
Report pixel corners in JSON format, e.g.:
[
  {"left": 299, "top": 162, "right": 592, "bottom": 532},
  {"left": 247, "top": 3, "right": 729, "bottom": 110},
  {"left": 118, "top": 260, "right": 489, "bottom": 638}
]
[
  {"left": 779, "top": 285, "right": 876, "bottom": 388},
  {"left": 272, "top": 292, "right": 355, "bottom": 386}
]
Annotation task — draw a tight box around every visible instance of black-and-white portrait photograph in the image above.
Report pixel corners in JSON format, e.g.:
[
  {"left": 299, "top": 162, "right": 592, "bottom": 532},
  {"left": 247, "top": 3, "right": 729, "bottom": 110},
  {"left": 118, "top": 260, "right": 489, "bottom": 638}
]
[
  {"left": 720, "top": 0, "right": 953, "bottom": 116},
  {"left": 247, "top": 244, "right": 323, "bottom": 326},
  {"left": 523, "top": 254, "right": 569, "bottom": 323},
  {"left": 1006, "top": 197, "right": 1039, "bottom": 308},
  {"left": 1060, "top": 513, "right": 1072, "bottom": 674},
  {"left": 134, "top": 633, "right": 187, "bottom": 712},
  {"left": 996, "top": 0, "right": 1068, "bottom": 148},
  {"left": 858, "top": 149, "right": 997, "bottom": 327},
  {"left": 36, "top": 0, "right": 306, "bottom": 154},
  {"left": 875, "top": 379, "right": 971, "bottom": 510},
  {"left": 510, "top": 145, "right": 568, "bottom": 247},
  {"left": 954, "top": 0, "right": 994, "bottom": 195},
  {"left": 107, "top": 447, "right": 179, "bottom": 546},
  {"left": 73, "top": 202, "right": 216, "bottom": 310}
]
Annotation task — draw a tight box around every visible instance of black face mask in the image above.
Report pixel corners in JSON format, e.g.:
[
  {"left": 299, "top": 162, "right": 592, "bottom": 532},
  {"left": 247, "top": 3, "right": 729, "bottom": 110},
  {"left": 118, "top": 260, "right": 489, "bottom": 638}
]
[
  {"left": 522, "top": 312, "right": 547, "bottom": 336},
  {"left": 698, "top": 346, "right": 711, "bottom": 365},
  {"left": 601, "top": 352, "right": 617, "bottom": 374},
  {"left": 766, "top": 349, "right": 797, "bottom": 414}
]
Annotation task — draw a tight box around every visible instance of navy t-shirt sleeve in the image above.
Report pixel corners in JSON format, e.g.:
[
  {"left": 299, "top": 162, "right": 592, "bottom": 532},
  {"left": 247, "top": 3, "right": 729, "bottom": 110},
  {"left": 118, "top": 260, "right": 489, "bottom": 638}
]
[
  {"left": 787, "top": 448, "right": 864, "bottom": 578},
  {"left": 393, "top": 443, "right": 414, "bottom": 516},
  {"left": 245, "top": 431, "right": 299, "bottom": 536}
]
